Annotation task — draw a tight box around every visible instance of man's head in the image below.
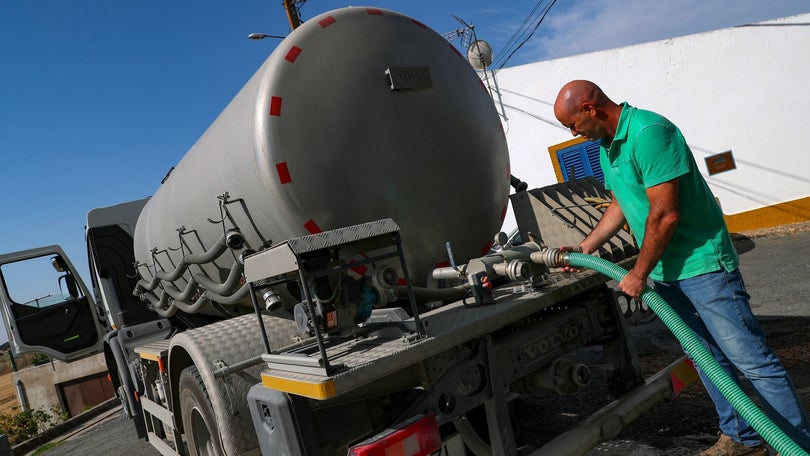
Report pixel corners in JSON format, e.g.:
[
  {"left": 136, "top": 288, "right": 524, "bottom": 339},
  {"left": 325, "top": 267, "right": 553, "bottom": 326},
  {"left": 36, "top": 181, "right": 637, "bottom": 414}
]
[{"left": 553, "top": 80, "right": 620, "bottom": 140}]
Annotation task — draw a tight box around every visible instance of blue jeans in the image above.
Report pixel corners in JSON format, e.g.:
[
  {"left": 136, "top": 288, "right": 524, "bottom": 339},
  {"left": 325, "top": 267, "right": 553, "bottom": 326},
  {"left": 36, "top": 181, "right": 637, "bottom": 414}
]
[{"left": 654, "top": 268, "right": 810, "bottom": 448}]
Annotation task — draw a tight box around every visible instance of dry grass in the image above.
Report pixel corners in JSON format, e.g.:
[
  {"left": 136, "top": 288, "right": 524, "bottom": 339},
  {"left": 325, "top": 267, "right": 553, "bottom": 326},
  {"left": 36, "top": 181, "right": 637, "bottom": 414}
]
[{"left": 0, "top": 373, "right": 17, "bottom": 414}]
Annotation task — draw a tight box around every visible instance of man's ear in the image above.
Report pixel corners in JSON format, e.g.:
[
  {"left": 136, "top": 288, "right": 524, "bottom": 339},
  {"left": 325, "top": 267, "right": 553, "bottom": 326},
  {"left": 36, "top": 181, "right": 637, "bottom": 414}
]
[{"left": 581, "top": 102, "right": 596, "bottom": 116}]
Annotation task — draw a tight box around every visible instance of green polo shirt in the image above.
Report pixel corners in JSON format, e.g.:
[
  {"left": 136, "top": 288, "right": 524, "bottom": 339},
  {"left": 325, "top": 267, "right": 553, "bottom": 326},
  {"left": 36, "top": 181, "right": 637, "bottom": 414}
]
[{"left": 601, "top": 103, "right": 738, "bottom": 281}]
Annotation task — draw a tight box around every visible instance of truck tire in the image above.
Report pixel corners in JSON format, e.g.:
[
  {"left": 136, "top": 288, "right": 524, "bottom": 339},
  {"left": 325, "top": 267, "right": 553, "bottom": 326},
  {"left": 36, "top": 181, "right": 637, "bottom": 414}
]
[{"left": 179, "top": 365, "right": 224, "bottom": 456}]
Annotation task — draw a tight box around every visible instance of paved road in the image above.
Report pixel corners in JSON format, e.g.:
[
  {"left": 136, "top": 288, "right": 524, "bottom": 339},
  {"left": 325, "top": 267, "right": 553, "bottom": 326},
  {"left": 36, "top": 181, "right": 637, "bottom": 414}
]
[
  {"left": 31, "top": 231, "right": 810, "bottom": 456},
  {"left": 26, "top": 407, "right": 159, "bottom": 456},
  {"left": 737, "top": 231, "right": 810, "bottom": 317}
]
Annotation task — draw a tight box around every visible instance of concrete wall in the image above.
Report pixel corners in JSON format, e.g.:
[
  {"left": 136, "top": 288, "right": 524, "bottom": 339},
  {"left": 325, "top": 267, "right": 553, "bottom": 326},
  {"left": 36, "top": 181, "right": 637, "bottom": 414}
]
[
  {"left": 495, "top": 14, "right": 810, "bottom": 233},
  {"left": 10, "top": 353, "right": 108, "bottom": 414}
]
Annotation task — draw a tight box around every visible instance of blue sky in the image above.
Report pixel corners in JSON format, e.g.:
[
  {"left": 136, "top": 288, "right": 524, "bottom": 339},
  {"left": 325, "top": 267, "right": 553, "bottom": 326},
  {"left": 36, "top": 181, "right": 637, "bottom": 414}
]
[{"left": 0, "top": 0, "right": 807, "bottom": 346}]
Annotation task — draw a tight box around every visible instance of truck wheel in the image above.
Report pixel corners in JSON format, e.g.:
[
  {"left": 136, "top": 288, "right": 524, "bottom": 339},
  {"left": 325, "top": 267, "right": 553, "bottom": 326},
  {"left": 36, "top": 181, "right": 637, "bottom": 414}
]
[{"left": 179, "top": 366, "right": 224, "bottom": 456}]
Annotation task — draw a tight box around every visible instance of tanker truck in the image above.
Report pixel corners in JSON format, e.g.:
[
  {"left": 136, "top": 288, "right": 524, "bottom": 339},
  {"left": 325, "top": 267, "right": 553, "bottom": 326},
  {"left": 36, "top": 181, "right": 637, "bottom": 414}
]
[{"left": 0, "top": 7, "right": 695, "bottom": 456}]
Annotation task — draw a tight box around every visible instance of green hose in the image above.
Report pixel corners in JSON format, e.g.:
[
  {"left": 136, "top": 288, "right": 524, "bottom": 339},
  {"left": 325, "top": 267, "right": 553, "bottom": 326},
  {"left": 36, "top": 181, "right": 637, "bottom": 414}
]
[{"left": 561, "top": 251, "right": 807, "bottom": 456}]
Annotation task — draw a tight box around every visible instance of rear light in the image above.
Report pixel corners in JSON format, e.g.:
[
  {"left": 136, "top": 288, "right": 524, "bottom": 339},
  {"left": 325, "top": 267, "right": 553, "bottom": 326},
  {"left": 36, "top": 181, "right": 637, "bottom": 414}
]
[{"left": 348, "top": 413, "right": 442, "bottom": 456}]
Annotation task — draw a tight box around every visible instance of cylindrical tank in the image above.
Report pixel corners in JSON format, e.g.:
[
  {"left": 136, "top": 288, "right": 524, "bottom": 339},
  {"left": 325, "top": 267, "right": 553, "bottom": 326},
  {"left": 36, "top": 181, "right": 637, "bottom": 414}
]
[{"left": 134, "top": 7, "right": 510, "bottom": 314}]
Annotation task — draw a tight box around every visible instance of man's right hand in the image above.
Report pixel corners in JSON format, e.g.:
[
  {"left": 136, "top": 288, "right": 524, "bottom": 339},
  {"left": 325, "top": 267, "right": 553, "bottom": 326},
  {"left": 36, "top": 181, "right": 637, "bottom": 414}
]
[{"left": 559, "top": 245, "right": 585, "bottom": 273}]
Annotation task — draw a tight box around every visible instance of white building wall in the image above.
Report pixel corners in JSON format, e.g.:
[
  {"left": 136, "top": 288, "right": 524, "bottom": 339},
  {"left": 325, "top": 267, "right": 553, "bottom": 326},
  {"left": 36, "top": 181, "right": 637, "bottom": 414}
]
[
  {"left": 495, "top": 14, "right": 810, "bottom": 232},
  {"left": 11, "top": 353, "right": 108, "bottom": 413}
]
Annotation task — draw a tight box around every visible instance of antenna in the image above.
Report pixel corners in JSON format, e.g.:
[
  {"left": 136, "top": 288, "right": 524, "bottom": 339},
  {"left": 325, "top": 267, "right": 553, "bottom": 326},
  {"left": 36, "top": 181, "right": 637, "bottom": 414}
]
[
  {"left": 443, "top": 14, "right": 508, "bottom": 121},
  {"left": 442, "top": 15, "right": 474, "bottom": 49}
]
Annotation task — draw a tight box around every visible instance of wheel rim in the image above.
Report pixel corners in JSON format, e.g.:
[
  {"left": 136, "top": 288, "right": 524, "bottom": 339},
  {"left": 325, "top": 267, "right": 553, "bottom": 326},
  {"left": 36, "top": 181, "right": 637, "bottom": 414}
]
[{"left": 190, "top": 406, "right": 215, "bottom": 456}]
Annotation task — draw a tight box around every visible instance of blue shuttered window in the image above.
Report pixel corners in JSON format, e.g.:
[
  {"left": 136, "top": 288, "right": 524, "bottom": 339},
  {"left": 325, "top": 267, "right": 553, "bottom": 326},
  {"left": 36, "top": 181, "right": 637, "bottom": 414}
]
[{"left": 556, "top": 140, "right": 604, "bottom": 182}]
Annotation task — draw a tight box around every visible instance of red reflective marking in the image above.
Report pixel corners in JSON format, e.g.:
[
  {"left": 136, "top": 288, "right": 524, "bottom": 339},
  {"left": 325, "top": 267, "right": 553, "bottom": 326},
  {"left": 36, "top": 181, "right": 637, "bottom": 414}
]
[
  {"left": 270, "top": 96, "right": 282, "bottom": 116},
  {"left": 481, "top": 240, "right": 493, "bottom": 255},
  {"left": 352, "top": 265, "right": 368, "bottom": 276},
  {"left": 285, "top": 46, "right": 302, "bottom": 63},
  {"left": 411, "top": 19, "right": 426, "bottom": 28},
  {"left": 319, "top": 16, "right": 336, "bottom": 28},
  {"left": 366, "top": 8, "right": 383, "bottom": 15},
  {"left": 671, "top": 372, "right": 688, "bottom": 395},
  {"left": 326, "top": 311, "right": 337, "bottom": 329},
  {"left": 276, "top": 162, "right": 292, "bottom": 184},
  {"left": 304, "top": 219, "right": 322, "bottom": 234},
  {"left": 435, "top": 260, "right": 450, "bottom": 268},
  {"left": 397, "top": 278, "right": 407, "bottom": 286},
  {"left": 500, "top": 204, "right": 508, "bottom": 221}
]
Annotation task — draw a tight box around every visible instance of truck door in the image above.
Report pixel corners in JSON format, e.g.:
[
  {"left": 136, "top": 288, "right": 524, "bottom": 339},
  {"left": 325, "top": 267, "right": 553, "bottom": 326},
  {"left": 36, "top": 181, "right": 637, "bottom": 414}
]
[{"left": 0, "top": 245, "right": 104, "bottom": 361}]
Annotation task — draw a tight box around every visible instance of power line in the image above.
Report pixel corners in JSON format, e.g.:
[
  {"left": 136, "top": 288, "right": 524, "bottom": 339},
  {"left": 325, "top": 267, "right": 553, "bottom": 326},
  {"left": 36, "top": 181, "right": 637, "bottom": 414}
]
[
  {"left": 494, "top": 0, "right": 549, "bottom": 64},
  {"left": 492, "top": 0, "right": 558, "bottom": 70}
]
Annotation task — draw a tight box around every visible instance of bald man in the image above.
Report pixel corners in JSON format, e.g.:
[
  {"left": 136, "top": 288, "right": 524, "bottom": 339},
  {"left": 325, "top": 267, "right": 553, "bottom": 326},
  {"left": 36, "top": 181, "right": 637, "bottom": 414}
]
[{"left": 554, "top": 80, "right": 810, "bottom": 456}]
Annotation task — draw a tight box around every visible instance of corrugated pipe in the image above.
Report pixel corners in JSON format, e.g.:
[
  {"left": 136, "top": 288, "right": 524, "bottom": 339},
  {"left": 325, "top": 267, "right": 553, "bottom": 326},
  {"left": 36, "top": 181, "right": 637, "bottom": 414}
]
[
  {"left": 135, "top": 231, "right": 247, "bottom": 315},
  {"left": 137, "top": 229, "right": 241, "bottom": 292},
  {"left": 194, "top": 260, "right": 244, "bottom": 295},
  {"left": 538, "top": 249, "right": 807, "bottom": 456}
]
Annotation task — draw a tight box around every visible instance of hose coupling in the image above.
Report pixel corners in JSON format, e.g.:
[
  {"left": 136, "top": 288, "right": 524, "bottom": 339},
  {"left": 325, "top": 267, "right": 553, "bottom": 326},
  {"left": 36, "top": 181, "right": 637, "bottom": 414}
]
[
  {"left": 263, "top": 289, "right": 284, "bottom": 312},
  {"left": 531, "top": 248, "right": 571, "bottom": 268},
  {"left": 225, "top": 230, "right": 246, "bottom": 250},
  {"left": 492, "top": 259, "right": 531, "bottom": 281}
]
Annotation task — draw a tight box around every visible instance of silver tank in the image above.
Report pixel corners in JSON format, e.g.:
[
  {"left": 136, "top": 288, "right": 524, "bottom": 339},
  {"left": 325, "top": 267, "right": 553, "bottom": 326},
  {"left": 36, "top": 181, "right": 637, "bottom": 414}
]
[{"left": 133, "top": 7, "right": 510, "bottom": 314}]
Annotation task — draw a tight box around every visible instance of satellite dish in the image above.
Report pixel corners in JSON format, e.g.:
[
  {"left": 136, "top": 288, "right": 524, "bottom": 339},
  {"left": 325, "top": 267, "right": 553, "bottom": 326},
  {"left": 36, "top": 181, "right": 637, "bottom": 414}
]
[{"left": 466, "top": 40, "right": 493, "bottom": 70}]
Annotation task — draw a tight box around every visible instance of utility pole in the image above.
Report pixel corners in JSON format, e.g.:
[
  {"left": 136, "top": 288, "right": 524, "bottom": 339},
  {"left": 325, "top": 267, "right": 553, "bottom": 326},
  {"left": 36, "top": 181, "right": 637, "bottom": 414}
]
[{"left": 282, "top": 0, "right": 304, "bottom": 31}]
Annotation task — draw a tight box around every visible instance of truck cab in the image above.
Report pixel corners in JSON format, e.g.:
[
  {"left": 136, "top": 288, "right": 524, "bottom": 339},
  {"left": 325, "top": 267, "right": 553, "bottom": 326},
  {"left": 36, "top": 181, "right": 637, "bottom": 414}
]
[
  {"left": 0, "top": 245, "right": 103, "bottom": 361},
  {"left": 0, "top": 199, "right": 150, "bottom": 363}
]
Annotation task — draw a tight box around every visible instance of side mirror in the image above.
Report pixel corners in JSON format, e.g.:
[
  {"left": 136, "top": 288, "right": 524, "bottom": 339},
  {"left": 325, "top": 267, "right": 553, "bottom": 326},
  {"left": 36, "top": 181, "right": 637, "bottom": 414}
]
[{"left": 51, "top": 256, "right": 68, "bottom": 273}]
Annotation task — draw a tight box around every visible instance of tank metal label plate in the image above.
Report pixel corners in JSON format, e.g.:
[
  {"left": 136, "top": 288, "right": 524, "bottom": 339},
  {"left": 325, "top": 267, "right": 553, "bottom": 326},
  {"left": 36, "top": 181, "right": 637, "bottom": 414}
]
[{"left": 385, "top": 66, "right": 432, "bottom": 90}]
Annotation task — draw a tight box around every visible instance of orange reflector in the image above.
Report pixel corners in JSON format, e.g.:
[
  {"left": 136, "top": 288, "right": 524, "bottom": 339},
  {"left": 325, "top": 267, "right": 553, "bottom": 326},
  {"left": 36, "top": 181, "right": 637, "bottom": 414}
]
[
  {"left": 670, "top": 358, "right": 699, "bottom": 395},
  {"left": 348, "top": 414, "right": 441, "bottom": 456}
]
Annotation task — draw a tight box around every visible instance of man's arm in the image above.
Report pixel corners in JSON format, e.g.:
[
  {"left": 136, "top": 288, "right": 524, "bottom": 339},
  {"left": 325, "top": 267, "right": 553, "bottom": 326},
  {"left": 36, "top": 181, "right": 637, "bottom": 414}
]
[
  {"left": 579, "top": 192, "right": 627, "bottom": 254},
  {"left": 619, "top": 178, "right": 681, "bottom": 298}
]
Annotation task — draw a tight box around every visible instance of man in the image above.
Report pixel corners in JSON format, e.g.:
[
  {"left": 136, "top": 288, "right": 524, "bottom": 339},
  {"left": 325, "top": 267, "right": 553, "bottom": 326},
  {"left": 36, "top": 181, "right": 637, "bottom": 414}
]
[{"left": 553, "top": 80, "right": 810, "bottom": 456}]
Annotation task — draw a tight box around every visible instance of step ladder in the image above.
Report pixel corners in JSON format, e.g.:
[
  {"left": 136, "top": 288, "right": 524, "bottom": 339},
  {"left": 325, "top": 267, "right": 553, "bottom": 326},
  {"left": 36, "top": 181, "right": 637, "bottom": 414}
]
[{"left": 135, "top": 340, "right": 187, "bottom": 456}]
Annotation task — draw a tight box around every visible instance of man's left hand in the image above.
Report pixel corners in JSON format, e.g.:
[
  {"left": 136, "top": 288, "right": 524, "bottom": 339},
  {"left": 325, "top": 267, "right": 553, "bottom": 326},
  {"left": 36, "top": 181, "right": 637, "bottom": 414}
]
[{"left": 618, "top": 269, "right": 647, "bottom": 299}]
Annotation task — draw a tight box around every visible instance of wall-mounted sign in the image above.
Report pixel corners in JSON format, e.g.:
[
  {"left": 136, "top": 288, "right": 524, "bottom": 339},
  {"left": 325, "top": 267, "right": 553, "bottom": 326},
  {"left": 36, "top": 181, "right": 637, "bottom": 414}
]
[{"left": 705, "top": 150, "right": 736, "bottom": 175}]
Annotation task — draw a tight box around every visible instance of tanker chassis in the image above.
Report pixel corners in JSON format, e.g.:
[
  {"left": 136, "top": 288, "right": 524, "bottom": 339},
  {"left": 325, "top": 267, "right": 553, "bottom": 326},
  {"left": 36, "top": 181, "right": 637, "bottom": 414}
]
[{"left": 0, "top": 7, "right": 696, "bottom": 456}]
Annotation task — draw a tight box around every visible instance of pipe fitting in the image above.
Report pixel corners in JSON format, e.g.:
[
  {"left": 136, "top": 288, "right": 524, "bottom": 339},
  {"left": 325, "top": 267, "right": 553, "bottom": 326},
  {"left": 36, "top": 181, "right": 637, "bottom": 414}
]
[
  {"left": 432, "top": 266, "right": 464, "bottom": 281},
  {"left": 225, "top": 230, "right": 246, "bottom": 250},
  {"left": 263, "top": 289, "right": 284, "bottom": 312},
  {"left": 371, "top": 266, "right": 398, "bottom": 289},
  {"left": 531, "top": 248, "right": 570, "bottom": 268},
  {"left": 492, "top": 259, "right": 531, "bottom": 281}
]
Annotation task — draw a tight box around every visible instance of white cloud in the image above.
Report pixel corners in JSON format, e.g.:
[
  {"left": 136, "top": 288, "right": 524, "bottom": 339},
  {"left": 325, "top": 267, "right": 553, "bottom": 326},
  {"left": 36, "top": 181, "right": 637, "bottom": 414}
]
[{"left": 500, "top": 0, "right": 810, "bottom": 64}]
